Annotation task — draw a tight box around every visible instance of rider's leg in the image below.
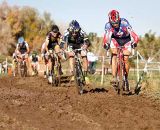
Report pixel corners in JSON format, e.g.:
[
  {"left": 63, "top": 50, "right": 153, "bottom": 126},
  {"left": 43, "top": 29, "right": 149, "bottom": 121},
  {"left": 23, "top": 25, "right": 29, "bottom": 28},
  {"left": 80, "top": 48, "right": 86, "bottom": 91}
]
[
  {"left": 48, "top": 58, "right": 53, "bottom": 75},
  {"left": 54, "top": 45, "right": 63, "bottom": 75},
  {"left": 81, "top": 50, "right": 88, "bottom": 77},
  {"left": 69, "top": 57, "right": 74, "bottom": 74},
  {"left": 110, "top": 38, "right": 119, "bottom": 83},
  {"left": 44, "top": 55, "right": 48, "bottom": 78},
  {"left": 82, "top": 56, "right": 88, "bottom": 77},
  {"left": 123, "top": 41, "right": 132, "bottom": 77},
  {"left": 123, "top": 50, "right": 131, "bottom": 77},
  {"left": 69, "top": 56, "right": 75, "bottom": 81},
  {"left": 37, "top": 62, "right": 40, "bottom": 71},
  {"left": 111, "top": 48, "right": 118, "bottom": 81},
  {"left": 30, "top": 62, "right": 34, "bottom": 75}
]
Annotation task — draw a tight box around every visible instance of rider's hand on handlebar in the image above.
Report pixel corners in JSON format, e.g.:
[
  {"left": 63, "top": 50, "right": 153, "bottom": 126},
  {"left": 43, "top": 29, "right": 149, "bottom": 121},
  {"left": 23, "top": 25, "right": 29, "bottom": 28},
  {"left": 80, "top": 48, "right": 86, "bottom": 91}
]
[
  {"left": 131, "top": 43, "right": 137, "bottom": 49},
  {"left": 82, "top": 44, "right": 88, "bottom": 50},
  {"left": 104, "top": 43, "right": 110, "bottom": 50}
]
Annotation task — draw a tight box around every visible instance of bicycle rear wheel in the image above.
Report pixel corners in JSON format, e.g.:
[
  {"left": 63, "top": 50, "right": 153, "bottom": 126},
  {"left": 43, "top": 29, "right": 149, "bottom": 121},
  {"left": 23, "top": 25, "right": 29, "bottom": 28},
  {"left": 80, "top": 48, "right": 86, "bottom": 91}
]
[
  {"left": 51, "top": 64, "right": 61, "bottom": 87},
  {"left": 55, "top": 65, "right": 61, "bottom": 87},
  {"left": 117, "top": 60, "right": 124, "bottom": 95},
  {"left": 20, "top": 62, "right": 25, "bottom": 77},
  {"left": 51, "top": 72, "right": 56, "bottom": 86}
]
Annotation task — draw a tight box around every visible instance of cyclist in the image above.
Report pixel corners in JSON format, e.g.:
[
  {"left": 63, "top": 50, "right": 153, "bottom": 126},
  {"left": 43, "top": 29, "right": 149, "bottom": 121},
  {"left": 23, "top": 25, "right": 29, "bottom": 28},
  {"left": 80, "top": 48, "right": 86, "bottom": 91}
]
[
  {"left": 44, "top": 25, "right": 63, "bottom": 83},
  {"left": 15, "top": 36, "right": 30, "bottom": 74},
  {"left": 29, "top": 51, "right": 40, "bottom": 76},
  {"left": 103, "top": 10, "right": 139, "bottom": 87},
  {"left": 41, "top": 41, "right": 48, "bottom": 78},
  {"left": 60, "top": 20, "right": 90, "bottom": 81}
]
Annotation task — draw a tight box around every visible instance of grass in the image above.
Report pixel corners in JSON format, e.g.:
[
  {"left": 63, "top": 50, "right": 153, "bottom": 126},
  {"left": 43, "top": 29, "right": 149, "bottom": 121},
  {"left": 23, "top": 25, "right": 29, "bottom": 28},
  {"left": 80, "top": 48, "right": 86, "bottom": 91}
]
[
  {"left": 140, "top": 72, "right": 160, "bottom": 99},
  {"left": 88, "top": 70, "right": 160, "bottom": 98},
  {"left": 0, "top": 55, "right": 12, "bottom": 63},
  {"left": 1, "top": 55, "right": 159, "bottom": 99}
]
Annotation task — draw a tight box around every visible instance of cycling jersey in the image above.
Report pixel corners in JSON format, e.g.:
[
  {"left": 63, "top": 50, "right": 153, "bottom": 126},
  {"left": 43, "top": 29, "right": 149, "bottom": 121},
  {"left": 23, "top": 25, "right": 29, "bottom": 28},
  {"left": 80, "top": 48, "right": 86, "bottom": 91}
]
[
  {"left": 46, "top": 31, "right": 61, "bottom": 50},
  {"left": 61, "top": 30, "right": 90, "bottom": 49},
  {"left": 16, "top": 42, "right": 29, "bottom": 54},
  {"left": 103, "top": 18, "right": 139, "bottom": 46},
  {"left": 31, "top": 55, "right": 39, "bottom": 62}
]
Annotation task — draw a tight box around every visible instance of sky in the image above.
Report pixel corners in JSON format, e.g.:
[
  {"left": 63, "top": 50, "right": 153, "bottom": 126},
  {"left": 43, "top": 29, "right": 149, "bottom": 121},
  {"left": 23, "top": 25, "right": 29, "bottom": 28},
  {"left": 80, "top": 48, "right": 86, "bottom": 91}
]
[{"left": 1, "top": 0, "right": 160, "bottom": 36}]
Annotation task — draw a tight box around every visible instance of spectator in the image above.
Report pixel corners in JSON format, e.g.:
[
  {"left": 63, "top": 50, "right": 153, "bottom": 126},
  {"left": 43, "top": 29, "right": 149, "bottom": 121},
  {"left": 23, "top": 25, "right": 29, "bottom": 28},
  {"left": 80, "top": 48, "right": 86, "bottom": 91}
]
[{"left": 87, "top": 51, "right": 98, "bottom": 74}]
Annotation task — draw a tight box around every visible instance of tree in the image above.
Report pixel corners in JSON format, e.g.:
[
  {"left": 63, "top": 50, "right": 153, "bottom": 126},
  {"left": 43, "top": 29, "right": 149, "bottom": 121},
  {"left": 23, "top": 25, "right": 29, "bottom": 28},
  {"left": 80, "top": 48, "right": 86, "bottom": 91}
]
[
  {"left": 138, "top": 30, "right": 160, "bottom": 60},
  {"left": 0, "top": 1, "right": 55, "bottom": 55}
]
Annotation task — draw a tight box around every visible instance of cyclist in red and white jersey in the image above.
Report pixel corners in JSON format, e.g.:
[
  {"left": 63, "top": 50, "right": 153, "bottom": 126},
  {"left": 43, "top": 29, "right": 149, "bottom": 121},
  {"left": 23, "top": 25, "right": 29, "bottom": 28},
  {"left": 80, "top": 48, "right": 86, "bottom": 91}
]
[{"left": 103, "top": 10, "right": 139, "bottom": 84}]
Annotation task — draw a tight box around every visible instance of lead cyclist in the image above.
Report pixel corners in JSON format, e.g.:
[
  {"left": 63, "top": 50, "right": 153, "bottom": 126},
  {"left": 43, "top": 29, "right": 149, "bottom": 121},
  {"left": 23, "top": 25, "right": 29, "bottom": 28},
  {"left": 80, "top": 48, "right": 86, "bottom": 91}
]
[{"left": 103, "top": 10, "right": 139, "bottom": 88}]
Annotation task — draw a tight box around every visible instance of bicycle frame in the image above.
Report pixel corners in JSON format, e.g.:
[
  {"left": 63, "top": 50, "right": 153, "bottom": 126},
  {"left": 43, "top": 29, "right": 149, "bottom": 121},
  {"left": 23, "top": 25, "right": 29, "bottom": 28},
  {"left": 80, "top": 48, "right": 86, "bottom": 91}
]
[
  {"left": 116, "top": 46, "right": 129, "bottom": 94},
  {"left": 48, "top": 50, "right": 61, "bottom": 87},
  {"left": 17, "top": 54, "right": 27, "bottom": 77},
  {"left": 72, "top": 48, "right": 86, "bottom": 95},
  {"left": 32, "top": 62, "right": 39, "bottom": 76}
]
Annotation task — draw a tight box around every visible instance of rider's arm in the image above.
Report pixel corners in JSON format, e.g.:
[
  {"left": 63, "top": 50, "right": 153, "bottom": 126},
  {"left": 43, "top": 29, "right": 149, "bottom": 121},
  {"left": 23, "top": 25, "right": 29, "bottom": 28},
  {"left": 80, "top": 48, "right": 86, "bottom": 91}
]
[
  {"left": 57, "top": 32, "right": 62, "bottom": 45},
  {"left": 60, "top": 30, "right": 68, "bottom": 49},
  {"left": 81, "top": 30, "right": 90, "bottom": 47},
  {"left": 41, "top": 42, "right": 46, "bottom": 53},
  {"left": 128, "top": 27, "right": 139, "bottom": 44},
  {"left": 103, "top": 23, "right": 113, "bottom": 49},
  {"left": 124, "top": 18, "right": 139, "bottom": 44},
  {"left": 15, "top": 44, "right": 21, "bottom": 54},
  {"left": 44, "top": 35, "right": 49, "bottom": 52},
  {"left": 25, "top": 42, "right": 30, "bottom": 54}
]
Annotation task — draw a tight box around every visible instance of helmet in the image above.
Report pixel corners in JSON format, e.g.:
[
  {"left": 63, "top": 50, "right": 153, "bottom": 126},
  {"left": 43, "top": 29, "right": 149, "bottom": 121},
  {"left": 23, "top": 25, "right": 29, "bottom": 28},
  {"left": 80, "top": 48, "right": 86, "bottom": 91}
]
[
  {"left": 51, "top": 25, "right": 59, "bottom": 33},
  {"left": 18, "top": 37, "right": 24, "bottom": 44},
  {"left": 69, "top": 20, "right": 81, "bottom": 33},
  {"left": 32, "top": 51, "right": 37, "bottom": 57},
  {"left": 32, "top": 51, "right": 37, "bottom": 55},
  {"left": 108, "top": 10, "right": 120, "bottom": 26}
]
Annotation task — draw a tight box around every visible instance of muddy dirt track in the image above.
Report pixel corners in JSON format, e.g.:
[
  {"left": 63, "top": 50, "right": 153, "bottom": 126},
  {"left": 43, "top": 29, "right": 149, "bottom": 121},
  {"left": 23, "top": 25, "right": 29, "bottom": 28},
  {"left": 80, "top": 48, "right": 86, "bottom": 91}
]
[{"left": 0, "top": 76, "right": 160, "bottom": 130}]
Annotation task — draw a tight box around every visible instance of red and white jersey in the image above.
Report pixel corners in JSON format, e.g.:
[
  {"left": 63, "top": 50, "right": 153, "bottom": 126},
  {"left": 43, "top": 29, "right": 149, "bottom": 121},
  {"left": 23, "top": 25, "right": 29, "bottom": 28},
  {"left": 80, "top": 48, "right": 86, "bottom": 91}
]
[{"left": 103, "top": 18, "right": 139, "bottom": 46}]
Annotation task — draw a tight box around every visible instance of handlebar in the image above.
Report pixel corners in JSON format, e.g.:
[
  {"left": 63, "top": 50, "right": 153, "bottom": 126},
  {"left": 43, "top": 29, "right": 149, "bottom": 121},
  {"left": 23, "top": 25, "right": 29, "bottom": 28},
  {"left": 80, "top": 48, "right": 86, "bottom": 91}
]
[
  {"left": 17, "top": 53, "right": 27, "bottom": 58},
  {"left": 65, "top": 48, "right": 84, "bottom": 53}
]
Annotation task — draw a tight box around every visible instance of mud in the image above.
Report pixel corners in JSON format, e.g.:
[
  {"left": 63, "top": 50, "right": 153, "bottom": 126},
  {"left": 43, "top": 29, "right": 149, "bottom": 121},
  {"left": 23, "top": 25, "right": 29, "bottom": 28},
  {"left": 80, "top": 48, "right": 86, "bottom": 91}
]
[{"left": 0, "top": 76, "right": 160, "bottom": 130}]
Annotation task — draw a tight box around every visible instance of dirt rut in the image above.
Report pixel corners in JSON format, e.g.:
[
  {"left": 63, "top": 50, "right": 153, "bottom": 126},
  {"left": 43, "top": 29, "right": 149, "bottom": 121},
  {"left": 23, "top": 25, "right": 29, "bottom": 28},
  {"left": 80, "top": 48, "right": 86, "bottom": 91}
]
[{"left": 0, "top": 76, "right": 160, "bottom": 130}]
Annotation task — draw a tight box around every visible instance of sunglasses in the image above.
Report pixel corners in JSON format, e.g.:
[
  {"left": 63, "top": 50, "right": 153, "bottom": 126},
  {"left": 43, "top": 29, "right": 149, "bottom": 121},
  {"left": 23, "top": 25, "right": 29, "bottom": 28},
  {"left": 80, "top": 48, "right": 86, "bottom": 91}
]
[
  {"left": 69, "top": 27, "right": 79, "bottom": 33},
  {"left": 111, "top": 21, "right": 119, "bottom": 25}
]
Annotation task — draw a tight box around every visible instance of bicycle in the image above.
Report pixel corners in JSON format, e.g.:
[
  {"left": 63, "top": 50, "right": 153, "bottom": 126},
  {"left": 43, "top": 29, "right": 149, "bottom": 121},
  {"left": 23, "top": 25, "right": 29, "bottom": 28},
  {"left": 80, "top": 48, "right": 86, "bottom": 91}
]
[
  {"left": 17, "top": 54, "right": 28, "bottom": 77},
  {"left": 70, "top": 48, "right": 86, "bottom": 95},
  {"left": 111, "top": 46, "right": 130, "bottom": 95},
  {"left": 48, "top": 49, "right": 61, "bottom": 87},
  {"left": 32, "top": 62, "right": 39, "bottom": 76}
]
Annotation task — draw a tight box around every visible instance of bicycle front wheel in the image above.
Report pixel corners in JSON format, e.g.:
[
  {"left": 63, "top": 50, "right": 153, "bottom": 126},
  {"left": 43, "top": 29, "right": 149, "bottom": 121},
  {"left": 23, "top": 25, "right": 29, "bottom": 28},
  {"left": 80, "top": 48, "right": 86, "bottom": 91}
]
[{"left": 74, "top": 61, "right": 85, "bottom": 95}]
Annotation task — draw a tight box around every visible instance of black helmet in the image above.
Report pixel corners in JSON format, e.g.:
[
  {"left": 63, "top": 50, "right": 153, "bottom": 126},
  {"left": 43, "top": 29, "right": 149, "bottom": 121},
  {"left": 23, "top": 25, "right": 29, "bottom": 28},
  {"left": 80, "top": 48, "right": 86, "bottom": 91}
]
[
  {"left": 69, "top": 20, "right": 81, "bottom": 33},
  {"left": 51, "top": 25, "right": 59, "bottom": 33}
]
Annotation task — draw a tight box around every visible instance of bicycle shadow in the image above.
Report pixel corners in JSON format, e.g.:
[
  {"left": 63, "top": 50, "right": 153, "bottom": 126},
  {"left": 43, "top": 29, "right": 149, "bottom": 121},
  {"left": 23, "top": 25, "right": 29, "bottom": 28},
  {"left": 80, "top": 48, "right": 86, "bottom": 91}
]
[
  {"left": 122, "top": 86, "right": 142, "bottom": 96},
  {"left": 83, "top": 88, "right": 108, "bottom": 94}
]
